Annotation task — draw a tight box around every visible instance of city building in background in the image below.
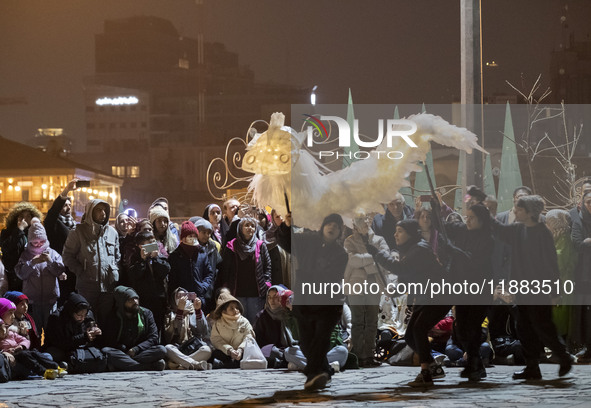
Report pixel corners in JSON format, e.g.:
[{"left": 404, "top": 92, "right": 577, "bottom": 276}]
[
  {"left": 0, "top": 136, "right": 123, "bottom": 225},
  {"left": 74, "top": 15, "right": 309, "bottom": 217},
  {"left": 26, "top": 128, "right": 74, "bottom": 157}
]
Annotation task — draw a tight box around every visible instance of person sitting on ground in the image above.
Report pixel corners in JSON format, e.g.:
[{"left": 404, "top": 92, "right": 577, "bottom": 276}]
[
  {"left": 43, "top": 292, "right": 103, "bottom": 368},
  {"left": 0, "top": 299, "right": 60, "bottom": 380},
  {"left": 2, "top": 291, "right": 40, "bottom": 350},
  {"left": 253, "top": 285, "right": 295, "bottom": 368},
  {"left": 210, "top": 292, "right": 256, "bottom": 369},
  {"left": 163, "top": 287, "right": 212, "bottom": 370},
  {"left": 100, "top": 286, "right": 166, "bottom": 372}
]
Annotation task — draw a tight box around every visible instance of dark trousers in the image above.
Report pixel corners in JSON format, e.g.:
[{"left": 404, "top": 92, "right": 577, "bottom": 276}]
[
  {"left": 211, "top": 349, "right": 240, "bottom": 369},
  {"left": 516, "top": 305, "right": 569, "bottom": 366},
  {"left": 101, "top": 346, "right": 166, "bottom": 372},
  {"left": 405, "top": 305, "right": 451, "bottom": 364},
  {"left": 455, "top": 305, "right": 488, "bottom": 365},
  {"left": 13, "top": 350, "right": 58, "bottom": 379},
  {"left": 293, "top": 304, "right": 342, "bottom": 380}
]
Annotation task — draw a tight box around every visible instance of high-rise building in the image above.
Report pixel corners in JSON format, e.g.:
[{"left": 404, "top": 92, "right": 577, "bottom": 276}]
[
  {"left": 76, "top": 15, "right": 309, "bottom": 216},
  {"left": 550, "top": 33, "right": 591, "bottom": 104}
]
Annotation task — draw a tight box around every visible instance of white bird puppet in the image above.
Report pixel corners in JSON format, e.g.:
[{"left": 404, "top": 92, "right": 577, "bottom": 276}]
[{"left": 242, "top": 112, "right": 485, "bottom": 230}]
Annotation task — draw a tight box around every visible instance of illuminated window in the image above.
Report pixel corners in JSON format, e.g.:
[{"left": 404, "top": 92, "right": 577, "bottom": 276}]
[
  {"left": 127, "top": 166, "right": 140, "bottom": 178},
  {"left": 111, "top": 166, "right": 125, "bottom": 177}
]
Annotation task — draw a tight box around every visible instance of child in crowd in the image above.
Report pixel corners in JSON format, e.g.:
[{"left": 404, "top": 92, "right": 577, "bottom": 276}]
[
  {"left": 163, "top": 287, "right": 212, "bottom": 370},
  {"left": 210, "top": 292, "right": 256, "bottom": 368},
  {"left": 14, "top": 218, "right": 66, "bottom": 333},
  {"left": 0, "top": 298, "right": 60, "bottom": 380},
  {"left": 2, "top": 291, "right": 41, "bottom": 350}
]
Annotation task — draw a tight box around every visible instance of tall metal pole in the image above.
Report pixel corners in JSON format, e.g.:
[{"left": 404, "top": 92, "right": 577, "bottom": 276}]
[{"left": 460, "top": 0, "right": 483, "bottom": 204}]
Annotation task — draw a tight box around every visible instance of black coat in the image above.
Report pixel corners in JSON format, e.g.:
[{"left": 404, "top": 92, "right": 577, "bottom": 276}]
[
  {"left": 43, "top": 195, "right": 73, "bottom": 254},
  {"left": 100, "top": 306, "right": 160, "bottom": 352},
  {"left": 124, "top": 256, "right": 170, "bottom": 302},
  {"left": 44, "top": 293, "right": 97, "bottom": 353},
  {"left": 168, "top": 245, "right": 214, "bottom": 307}
]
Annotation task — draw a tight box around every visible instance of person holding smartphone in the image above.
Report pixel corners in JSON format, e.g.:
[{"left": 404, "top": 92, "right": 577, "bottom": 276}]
[{"left": 123, "top": 232, "right": 170, "bottom": 335}]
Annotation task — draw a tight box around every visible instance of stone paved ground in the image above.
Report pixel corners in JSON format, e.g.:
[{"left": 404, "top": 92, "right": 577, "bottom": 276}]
[{"left": 1, "top": 363, "right": 590, "bottom": 408}]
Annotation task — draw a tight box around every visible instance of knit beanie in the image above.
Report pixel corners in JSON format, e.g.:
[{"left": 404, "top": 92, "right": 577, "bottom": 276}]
[
  {"left": 0, "top": 298, "right": 16, "bottom": 319},
  {"left": 396, "top": 219, "right": 422, "bottom": 243},
  {"left": 180, "top": 221, "right": 199, "bottom": 240},
  {"left": 27, "top": 217, "right": 47, "bottom": 241},
  {"left": 516, "top": 195, "right": 545, "bottom": 220},
  {"left": 3, "top": 291, "right": 29, "bottom": 306},
  {"left": 194, "top": 218, "right": 213, "bottom": 232},
  {"left": 149, "top": 206, "right": 170, "bottom": 225}
]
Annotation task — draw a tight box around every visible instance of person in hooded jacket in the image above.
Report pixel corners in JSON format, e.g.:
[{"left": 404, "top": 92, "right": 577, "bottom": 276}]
[
  {"left": 0, "top": 202, "right": 43, "bottom": 292},
  {"left": 371, "top": 193, "right": 414, "bottom": 251},
  {"left": 220, "top": 217, "right": 272, "bottom": 325},
  {"left": 100, "top": 286, "right": 166, "bottom": 371},
  {"left": 62, "top": 199, "right": 120, "bottom": 325},
  {"left": 365, "top": 219, "right": 450, "bottom": 387},
  {"left": 15, "top": 218, "right": 67, "bottom": 333},
  {"left": 43, "top": 292, "right": 102, "bottom": 366}
]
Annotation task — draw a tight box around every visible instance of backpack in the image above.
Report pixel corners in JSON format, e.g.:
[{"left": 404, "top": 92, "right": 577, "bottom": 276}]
[{"left": 69, "top": 346, "right": 108, "bottom": 374}]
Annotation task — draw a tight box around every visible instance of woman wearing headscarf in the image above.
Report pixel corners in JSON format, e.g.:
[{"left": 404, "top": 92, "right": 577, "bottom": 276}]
[
  {"left": 202, "top": 204, "right": 223, "bottom": 245},
  {"left": 220, "top": 217, "right": 271, "bottom": 325},
  {"left": 264, "top": 210, "right": 291, "bottom": 287}
]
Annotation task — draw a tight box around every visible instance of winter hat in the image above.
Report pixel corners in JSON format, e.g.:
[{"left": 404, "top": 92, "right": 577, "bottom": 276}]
[
  {"left": 396, "top": 219, "right": 422, "bottom": 243},
  {"left": 180, "top": 221, "right": 199, "bottom": 240},
  {"left": 188, "top": 216, "right": 202, "bottom": 225},
  {"left": 149, "top": 206, "right": 170, "bottom": 225},
  {"left": 3, "top": 291, "right": 29, "bottom": 306},
  {"left": 212, "top": 292, "right": 243, "bottom": 320},
  {"left": 516, "top": 195, "right": 545, "bottom": 220},
  {"left": 28, "top": 217, "right": 47, "bottom": 241},
  {"left": 320, "top": 213, "right": 344, "bottom": 233},
  {"left": 0, "top": 298, "right": 16, "bottom": 319},
  {"left": 279, "top": 289, "right": 294, "bottom": 309},
  {"left": 194, "top": 218, "right": 213, "bottom": 232}
]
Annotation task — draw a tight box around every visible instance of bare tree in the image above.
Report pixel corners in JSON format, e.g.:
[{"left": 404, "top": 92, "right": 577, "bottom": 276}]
[{"left": 504, "top": 74, "right": 584, "bottom": 208}]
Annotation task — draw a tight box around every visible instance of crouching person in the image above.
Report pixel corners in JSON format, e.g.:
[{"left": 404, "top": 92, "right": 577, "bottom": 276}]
[
  {"left": 44, "top": 292, "right": 104, "bottom": 370},
  {"left": 101, "top": 286, "right": 166, "bottom": 371},
  {"left": 210, "top": 292, "right": 257, "bottom": 368},
  {"left": 163, "top": 287, "right": 212, "bottom": 370}
]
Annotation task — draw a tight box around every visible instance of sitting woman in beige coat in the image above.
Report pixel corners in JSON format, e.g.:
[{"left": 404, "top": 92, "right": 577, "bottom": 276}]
[{"left": 210, "top": 292, "right": 256, "bottom": 368}]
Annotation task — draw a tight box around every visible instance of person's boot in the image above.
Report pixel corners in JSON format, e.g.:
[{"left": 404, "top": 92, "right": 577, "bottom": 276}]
[
  {"left": 408, "top": 369, "right": 433, "bottom": 387},
  {"left": 512, "top": 365, "right": 542, "bottom": 380},
  {"left": 558, "top": 355, "right": 573, "bottom": 377},
  {"left": 460, "top": 357, "right": 486, "bottom": 381}
]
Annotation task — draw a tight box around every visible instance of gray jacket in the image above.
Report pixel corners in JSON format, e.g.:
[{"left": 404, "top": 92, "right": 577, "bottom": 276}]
[{"left": 63, "top": 199, "right": 120, "bottom": 294}]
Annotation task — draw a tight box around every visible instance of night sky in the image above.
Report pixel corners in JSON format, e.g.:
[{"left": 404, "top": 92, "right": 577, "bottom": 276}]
[{"left": 0, "top": 0, "right": 590, "bottom": 150}]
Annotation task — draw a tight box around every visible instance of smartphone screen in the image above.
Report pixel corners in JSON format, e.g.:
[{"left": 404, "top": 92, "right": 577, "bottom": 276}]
[
  {"left": 77, "top": 180, "right": 91, "bottom": 188},
  {"left": 142, "top": 242, "right": 159, "bottom": 253}
]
